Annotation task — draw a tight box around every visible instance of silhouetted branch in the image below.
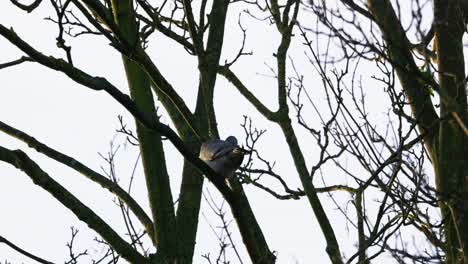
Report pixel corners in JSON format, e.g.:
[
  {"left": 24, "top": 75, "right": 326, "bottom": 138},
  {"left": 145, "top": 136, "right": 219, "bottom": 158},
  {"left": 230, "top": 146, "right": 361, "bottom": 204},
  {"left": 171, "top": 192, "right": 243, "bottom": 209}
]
[
  {"left": 64, "top": 227, "right": 88, "bottom": 264},
  {"left": 0, "top": 120, "right": 155, "bottom": 244},
  {"left": 0, "top": 146, "right": 147, "bottom": 263},
  {"left": 0, "top": 235, "right": 54, "bottom": 264},
  {"left": 0, "top": 56, "right": 33, "bottom": 70},
  {"left": 10, "top": 0, "right": 42, "bottom": 12}
]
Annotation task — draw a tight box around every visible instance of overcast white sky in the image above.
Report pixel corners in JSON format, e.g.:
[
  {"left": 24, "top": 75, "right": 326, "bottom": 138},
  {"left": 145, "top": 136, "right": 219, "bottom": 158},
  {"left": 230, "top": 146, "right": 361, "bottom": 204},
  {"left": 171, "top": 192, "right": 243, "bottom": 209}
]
[{"left": 0, "top": 1, "right": 419, "bottom": 263}]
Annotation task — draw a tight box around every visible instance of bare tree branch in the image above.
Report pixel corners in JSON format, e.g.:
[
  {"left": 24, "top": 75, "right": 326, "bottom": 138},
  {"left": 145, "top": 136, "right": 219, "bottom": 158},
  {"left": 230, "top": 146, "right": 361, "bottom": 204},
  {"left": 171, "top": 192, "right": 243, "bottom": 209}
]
[
  {"left": 0, "top": 120, "right": 155, "bottom": 244},
  {"left": 0, "top": 235, "right": 54, "bottom": 264},
  {"left": 0, "top": 146, "right": 147, "bottom": 263},
  {"left": 0, "top": 56, "right": 33, "bottom": 70},
  {"left": 10, "top": 0, "right": 42, "bottom": 13}
]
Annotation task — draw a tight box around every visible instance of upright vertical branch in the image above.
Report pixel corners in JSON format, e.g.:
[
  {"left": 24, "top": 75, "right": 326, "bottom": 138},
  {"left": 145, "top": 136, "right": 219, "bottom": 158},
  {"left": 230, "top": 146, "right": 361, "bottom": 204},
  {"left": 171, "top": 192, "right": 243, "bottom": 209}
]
[
  {"left": 433, "top": 1, "right": 468, "bottom": 262},
  {"left": 221, "top": 0, "right": 343, "bottom": 262},
  {"left": 176, "top": 0, "right": 276, "bottom": 262},
  {"left": 355, "top": 191, "right": 366, "bottom": 264},
  {"left": 195, "top": 0, "right": 230, "bottom": 138},
  {"left": 278, "top": 1, "right": 343, "bottom": 263},
  {"left": 279, "top": 120, "right": 343, "bottom": 264},
  {"left": 110, "top": 0, "right": 177, "bottom": 258}
]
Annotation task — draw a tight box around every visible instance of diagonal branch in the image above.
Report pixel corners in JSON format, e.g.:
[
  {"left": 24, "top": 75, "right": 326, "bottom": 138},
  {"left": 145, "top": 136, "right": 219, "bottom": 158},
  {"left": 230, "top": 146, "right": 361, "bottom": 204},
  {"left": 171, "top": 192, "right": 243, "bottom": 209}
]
[
  {"left": 0, "top": 235, "right": 54, "bottom": 264},
  {"left": 218, "top": 66, "right": 278, "bottom": 121},
  {"left": 132, "top": 49, "right": 200, "bottom": 139},
  {"left": 339, "top": 0, "right": 374, "bottom": 20},
  {"left": 136, "top": 2, "right": 195, "bottom": 53},
  {"left": 0, "top": 146, "right": 147, "bottom": 263},
  {"left": 278, "top": 120, "right": 344, "bottom": 264},
  {"left": 365, "top": 0, "right": 440, "bottom": 161},
  {"left": 75, "top": 0, "right": 199, "bottom": 139},
  {"left": 0, "top": 23, "right": 233, "bottom": 204},
  {"left": 0, "top": 56, "right": 34, "bottom": 70},
  {"left": 0, "top": 120, "right": 155, "bottom": 244}
]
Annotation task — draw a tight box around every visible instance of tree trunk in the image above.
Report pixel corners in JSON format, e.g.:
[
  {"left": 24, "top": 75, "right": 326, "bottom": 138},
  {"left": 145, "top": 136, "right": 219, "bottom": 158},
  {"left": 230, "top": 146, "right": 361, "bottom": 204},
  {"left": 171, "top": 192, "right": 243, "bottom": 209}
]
[{"left": 433, "top": 1, "right": 468, "bottom": 263}]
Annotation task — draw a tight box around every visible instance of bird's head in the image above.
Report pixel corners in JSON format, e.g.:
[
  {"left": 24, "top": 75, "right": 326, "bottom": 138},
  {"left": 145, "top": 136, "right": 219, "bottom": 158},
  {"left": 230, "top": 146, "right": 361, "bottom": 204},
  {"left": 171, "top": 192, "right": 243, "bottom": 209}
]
[{"left": 225, "top": 136, "right": 238, "bottom": 146}]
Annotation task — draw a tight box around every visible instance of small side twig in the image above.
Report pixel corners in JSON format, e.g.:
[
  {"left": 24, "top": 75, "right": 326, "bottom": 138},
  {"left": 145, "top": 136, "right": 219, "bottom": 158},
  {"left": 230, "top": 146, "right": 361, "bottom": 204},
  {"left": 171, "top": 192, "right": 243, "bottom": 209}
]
[{"left": 0, "top": 56, "right": 34, "bottom": 70}]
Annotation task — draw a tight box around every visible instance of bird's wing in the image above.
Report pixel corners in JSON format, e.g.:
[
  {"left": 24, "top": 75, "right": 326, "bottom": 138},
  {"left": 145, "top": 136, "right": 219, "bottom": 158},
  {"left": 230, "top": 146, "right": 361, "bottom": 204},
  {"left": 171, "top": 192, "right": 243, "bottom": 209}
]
[{"left": 199, "top": 139, "right": 236, "bottom": 161}]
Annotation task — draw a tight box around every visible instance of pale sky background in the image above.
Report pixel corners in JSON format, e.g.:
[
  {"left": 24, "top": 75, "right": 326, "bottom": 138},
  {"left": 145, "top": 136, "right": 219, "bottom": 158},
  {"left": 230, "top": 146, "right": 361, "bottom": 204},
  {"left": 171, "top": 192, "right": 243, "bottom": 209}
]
[{"left": 0, "top": 1, "right": 432, "bottom": 263}]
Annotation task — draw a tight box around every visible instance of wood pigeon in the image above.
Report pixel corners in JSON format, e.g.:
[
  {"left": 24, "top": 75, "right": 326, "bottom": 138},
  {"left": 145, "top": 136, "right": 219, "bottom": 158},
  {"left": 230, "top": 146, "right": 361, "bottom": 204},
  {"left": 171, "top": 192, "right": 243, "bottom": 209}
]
[{"left": 199, "top": 136, "right": 248, "bottom": 179}]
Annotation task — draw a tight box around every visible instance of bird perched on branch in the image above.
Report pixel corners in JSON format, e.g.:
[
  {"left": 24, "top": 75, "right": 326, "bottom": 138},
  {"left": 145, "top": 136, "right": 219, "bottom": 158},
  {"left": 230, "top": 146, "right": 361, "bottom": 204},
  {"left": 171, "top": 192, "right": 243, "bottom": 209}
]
[{"left": 199, "top": 136, "right": 249, "bottom": 179}]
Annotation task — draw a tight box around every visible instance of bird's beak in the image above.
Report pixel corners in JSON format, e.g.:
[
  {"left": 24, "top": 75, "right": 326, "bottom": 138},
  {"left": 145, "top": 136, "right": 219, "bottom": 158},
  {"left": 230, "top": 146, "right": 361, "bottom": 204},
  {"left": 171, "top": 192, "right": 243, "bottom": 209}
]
[{"left": 234, "top": 147, "right": 251, "bottom": 155}]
